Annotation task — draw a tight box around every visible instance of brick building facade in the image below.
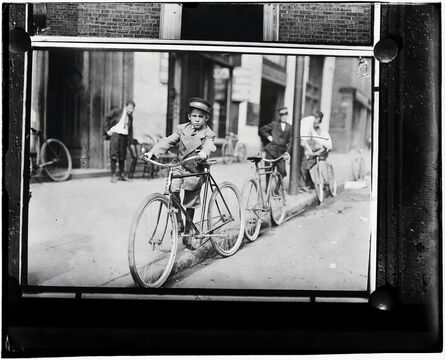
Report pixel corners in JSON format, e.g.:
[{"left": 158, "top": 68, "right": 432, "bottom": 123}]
[
  {"left": 42, "top": 3, "right": 371, "bottom": 44},
  {"left": 279, "top": 3, "right": 372, "bottom": 44},
  {"left": 46, "top": 3, "right": 161, "bottom": 38}
]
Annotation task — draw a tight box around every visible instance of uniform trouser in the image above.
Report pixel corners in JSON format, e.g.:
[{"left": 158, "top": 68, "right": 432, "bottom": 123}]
[
  {"left": 264, "top": 150, "right": 286, "bottom": 190},
  {"left": 300, "top": 150, "right": 329, "bottom": 188},
  {"left": 170, "top": 166, "right": 204, "bottom": 209},
  {"left": 110, "top": 133, "right": 128, "bottom": 175},
  {"left": 300, "top": 156, "right": 317, "bottom": 188}
]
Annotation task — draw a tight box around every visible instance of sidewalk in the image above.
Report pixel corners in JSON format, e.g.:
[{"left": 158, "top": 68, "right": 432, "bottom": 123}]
[{"left": 27, "top": 150, "right": 372, "bottom": 288}]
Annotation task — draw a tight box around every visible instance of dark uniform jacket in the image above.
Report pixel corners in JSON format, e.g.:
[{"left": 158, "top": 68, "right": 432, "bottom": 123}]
[
  {"left": 103, "top": 108, "right": 134, "bottom": 143},
  {"left": 150, "top": 122, "right": 216, "bottom": 190},
  {"left": 259, "top": 120, "right": 292, "bottom": 157}
]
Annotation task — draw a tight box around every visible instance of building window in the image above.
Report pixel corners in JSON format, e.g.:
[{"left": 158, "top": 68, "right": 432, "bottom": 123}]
[{"left": 181, "top": 4, "right": 263, "bottom": 42}]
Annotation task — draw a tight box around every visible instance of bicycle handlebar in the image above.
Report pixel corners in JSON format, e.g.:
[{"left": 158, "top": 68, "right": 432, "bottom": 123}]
[
  {"left": 141, "top": 154, "right": 201, "bottom": 168},
  {"left": 262, "top": 152, "right": 290, "bottom": 163},
  {"left": 300, "top": 135, "right": 330, "bottom": 140}
]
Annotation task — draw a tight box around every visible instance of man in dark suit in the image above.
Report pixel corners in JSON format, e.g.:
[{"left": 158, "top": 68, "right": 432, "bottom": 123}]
[
  {"left": 103, "top": 100, "right": 135, "bottom": 183},
  {"left": 259, "top": 106, "right": 292, "bottom": 179}
]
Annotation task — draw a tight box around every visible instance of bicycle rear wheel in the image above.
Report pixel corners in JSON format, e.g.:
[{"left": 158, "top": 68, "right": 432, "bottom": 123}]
[
  {"left": 327, "top": 163, "right": 337, "bottom": 197},
  {"left": 40, "top": 139, "right": 72, "bottom": 181},
  {"left": 267, "top": 173, "right": 286, "bottom": 225},
  {"left": 128, "top": 193, "right": 178, "bottom": 288},
  {"left": 241, "top": 178, "right": 262, "bottom": 241},
  {"left": 222, "top": 142, "right": 234, "bottom": 164},
  {"left": 236, "top": 143, "right": 247, "bottom": 163},
  {"left": 207, "top": 181, "right": 244, "bottom": 256}
]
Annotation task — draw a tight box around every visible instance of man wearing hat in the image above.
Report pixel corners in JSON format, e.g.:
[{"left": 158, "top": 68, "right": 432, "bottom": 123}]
[
  {"left": 143, "top": 97, "right": 216, "bottom": 250},
  {"left": 259, "top": 106, "right": 292, "bottom": 179},
  {"left": 103, "top": 100, "right": 136, "bottom": 183}
]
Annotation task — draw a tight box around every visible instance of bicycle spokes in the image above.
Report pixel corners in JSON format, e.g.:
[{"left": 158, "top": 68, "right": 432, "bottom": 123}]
[
  {"left": 207, "top": 182, "right": 244, "bottom": 256},
  {"left": 129, "top": 195, "right": 177, "bottom": 287}
]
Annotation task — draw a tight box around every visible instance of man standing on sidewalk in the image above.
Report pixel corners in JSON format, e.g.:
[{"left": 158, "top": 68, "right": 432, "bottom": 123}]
[
  {"left": 103, "top": 100, "right": 135, "bottom": 183},
  {"left": 259, "top": 106, "right": 292, "bottom": 179}
]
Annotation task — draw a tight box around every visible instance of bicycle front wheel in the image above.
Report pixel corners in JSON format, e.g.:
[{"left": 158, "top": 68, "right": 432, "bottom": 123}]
[
  {"left": 128, "top": 193, "right": 178, "bottom": 288},
  {"left": 40, "top": 139, "right": 72, "bottom": 181},
  {"left": 222, "top": 142, "right": 234, "bottom": 165},
  {"left": 207, "top": 181, "right": 244, "bottom": 257},
  {"left": 267, "top": 173, "right": 286, "bottom": 225},
  {"left": 241, "top": 178, "right": 262, "bottom": 241}
]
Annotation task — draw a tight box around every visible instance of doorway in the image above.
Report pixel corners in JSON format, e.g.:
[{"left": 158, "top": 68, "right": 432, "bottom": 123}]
[{"left": 259, "top": 79, "right": 285, "bottom": 129}]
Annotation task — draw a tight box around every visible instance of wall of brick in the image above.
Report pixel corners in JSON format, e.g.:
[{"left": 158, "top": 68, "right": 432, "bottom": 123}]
[
  {"left": 279, "top": 3, "right": 372, "bottom": 45},
  {"left": 46, "top": 3, "right": 161, "bottom": 38},
  {"left": 46, "top": 3, "right": 78, "bottom": 36}
]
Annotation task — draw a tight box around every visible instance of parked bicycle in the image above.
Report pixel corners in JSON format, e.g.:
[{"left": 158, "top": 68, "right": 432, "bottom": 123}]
[
  {"left": 128, "top": 155, "right": 245, "bottom": 288},
  {"left": 29, "top": 127, "right": 72, "bottom": 182},
  {"left": 351, "top": 147, "right": 366, "bottom": 181},
  {"left": 222, "top": 132, "right": 247, "bottom": 164},
  {"left": 310, "top": 153, "right": 337, "bottom": 204},
  {"left": 241, "top": 152, "right": 289, "bottom": 241}
]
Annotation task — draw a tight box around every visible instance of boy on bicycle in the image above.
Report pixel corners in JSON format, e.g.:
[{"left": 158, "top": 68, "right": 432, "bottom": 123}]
[
  {"left": 143, "top": 97, "right": 216, "bottom": 250},
  {"left": 300, "top": 111, "right": 332, "bottom": 191}
]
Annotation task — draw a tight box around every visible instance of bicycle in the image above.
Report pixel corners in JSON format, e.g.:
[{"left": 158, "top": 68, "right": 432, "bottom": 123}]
[
  {"left": 29, "top": 127, "right": 72, "bottom": 182},
  {"left": 222, "top": 132, "right": 247, "bottom": 164},
  {"left": 128, "top": 155, "right": 245, "bottom": 288},
  {"left": 241, "top": 152, "right": 289, "bottom": 241},
  {"left": 351, "top": 147, "right": 366, "bottom": 181},
  {"left": 310, "top": 153, "right": 337, "bottom": 204}
]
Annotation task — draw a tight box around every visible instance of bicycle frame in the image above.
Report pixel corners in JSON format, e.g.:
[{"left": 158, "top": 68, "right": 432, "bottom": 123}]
[
  {"left": 165, "top": 165, "right": 235, "bottom": 242},
  {"left": 251, "top": 161, "right": 274, "bottom": 208}
]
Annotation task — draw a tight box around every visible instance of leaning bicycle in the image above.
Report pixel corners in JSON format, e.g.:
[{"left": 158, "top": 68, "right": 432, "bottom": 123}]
[
  {"left": 128, "top": 155, "right": 245, "bottom": 288},
  {"left": 29, "top": 127, "right": 72, "bottom": 181},
  {"left": 222, "top": 132, "right": 247, "bottom": 164},
  {"left": 310, "top": 153, "right": 337, "bottom": 204},
  {"left": 241, "top": 152, "right": 289, "bottom": 241}
]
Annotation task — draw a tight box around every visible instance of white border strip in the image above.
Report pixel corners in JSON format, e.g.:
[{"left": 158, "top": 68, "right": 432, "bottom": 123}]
[
  {"left": 369, "top": 91, "right": 379, "bottom": 294},
  {"left": 31, "top": 36, "right": 375, "bottom": 56},
  {"left": 18, "top": 4, "right": 31, "bottom": 286},
  {"left": 31, "top": 41, "right": 374, "bottom": 58},
  {"left": 368, "top": 3, "right": 380, "bottom": 294},
  {"left": 373, "top": 3, "right": 381, "bottom": 88}
]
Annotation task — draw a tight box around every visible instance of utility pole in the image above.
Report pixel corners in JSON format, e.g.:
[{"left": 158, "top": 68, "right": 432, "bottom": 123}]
[{"left": 289, "top": 56, "right": 305, "bottom": 195}]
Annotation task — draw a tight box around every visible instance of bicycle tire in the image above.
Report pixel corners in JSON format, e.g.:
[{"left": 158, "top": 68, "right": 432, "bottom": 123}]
[
  {"left": 40, "top": 139, "right": 72, "bottom": 181},
  {"left": 241, "top": 178, "right": 262, "bottom": 241},
  {"left": 267, "top": 173, "right": 286, "bottom": 225},
  {"left": 327, "top": 163, "right": 337, "bottom": 197},
  {"left": 236, "top": 143, "right": 247, "bottom": 163},
  {"left": 207, "top": 181, "right": 244, "bottom": 257},
  {"left": 315, "top": 182, "right": 324, "bottom": 203},
  {"left": 222, "top": 142, "right": 234, "bottom": 165},
  {"left": 128, "top": 193, "right": 178, "bottom": 288}
]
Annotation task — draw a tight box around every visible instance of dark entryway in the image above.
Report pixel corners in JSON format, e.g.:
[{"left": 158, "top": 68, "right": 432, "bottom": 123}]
[
  {"left": 181, "top": 4, "right": 263, "bottom": 42},
  {"left": 259, "top": 79, "right": 285, "bottom": 129}
]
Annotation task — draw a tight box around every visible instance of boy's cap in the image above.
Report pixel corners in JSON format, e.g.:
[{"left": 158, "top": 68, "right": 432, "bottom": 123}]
[
  {"left": 189, "top": 97, "right": 212, "bottom": 113},
  {"left": 277, "top": 107, "right": 288, "bottom": 113}
]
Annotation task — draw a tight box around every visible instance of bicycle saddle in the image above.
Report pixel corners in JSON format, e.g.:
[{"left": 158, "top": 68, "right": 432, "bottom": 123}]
[{"left": 247, "top": 156, "right": 263, "bottom": 163}]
